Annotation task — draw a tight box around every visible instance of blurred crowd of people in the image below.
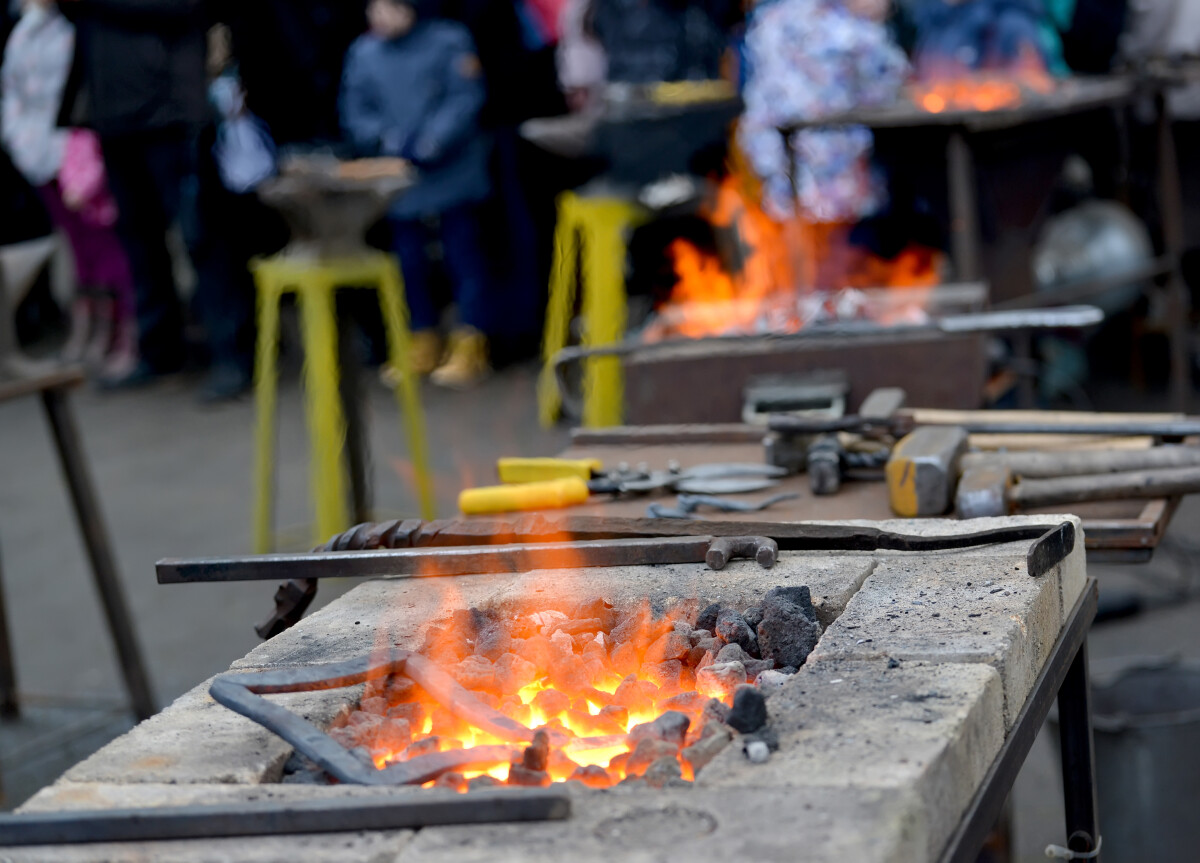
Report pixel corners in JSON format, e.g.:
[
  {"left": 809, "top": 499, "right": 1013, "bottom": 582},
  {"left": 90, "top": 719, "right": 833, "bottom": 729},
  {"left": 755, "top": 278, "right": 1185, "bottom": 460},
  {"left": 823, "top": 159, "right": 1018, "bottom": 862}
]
[{"left": 0, "top": 0, "right": 1194, "bottom": 399}]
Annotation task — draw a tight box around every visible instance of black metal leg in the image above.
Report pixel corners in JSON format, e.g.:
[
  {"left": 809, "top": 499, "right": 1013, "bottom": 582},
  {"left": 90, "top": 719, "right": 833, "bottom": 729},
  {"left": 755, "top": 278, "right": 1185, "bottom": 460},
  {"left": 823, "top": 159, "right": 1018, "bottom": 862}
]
[
  {"left": 1154, "top": 91, "right": 1191, "bottom": 413},
  {"left": 337, "top": 312, "right": 372, "bottom": 526},
  {"left": 1056, "top": 639, "right": 1099, "bottom": 856},
  {"left": 39, "top": 387, "right": 156, "bottom": 721},
  {"left": 946, "top": 130, "right": 982, "bottom": 283},
  {"left": 0, "top": 533, "right": 20, "bottom": 718}
]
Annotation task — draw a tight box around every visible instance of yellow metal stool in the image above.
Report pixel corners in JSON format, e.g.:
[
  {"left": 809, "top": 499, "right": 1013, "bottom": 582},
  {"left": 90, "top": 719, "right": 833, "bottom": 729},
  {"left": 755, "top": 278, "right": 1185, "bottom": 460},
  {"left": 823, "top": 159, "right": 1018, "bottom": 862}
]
[
  {"left": 251, "top": 252, "right": 435, "bottom": 553},
  {"left": 538, "top": 191, "right": 647, "bottom": 428}
]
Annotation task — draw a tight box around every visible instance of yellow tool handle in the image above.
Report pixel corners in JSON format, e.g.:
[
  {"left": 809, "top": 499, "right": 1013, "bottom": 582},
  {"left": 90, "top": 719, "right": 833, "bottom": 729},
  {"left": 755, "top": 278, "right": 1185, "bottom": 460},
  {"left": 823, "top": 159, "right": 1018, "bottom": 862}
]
[
  {"left": 459, "top": 476, "right": 590, "bottom": 515},
  {"left": 496, "top": 458, "right": 602, "bottom": 484}
]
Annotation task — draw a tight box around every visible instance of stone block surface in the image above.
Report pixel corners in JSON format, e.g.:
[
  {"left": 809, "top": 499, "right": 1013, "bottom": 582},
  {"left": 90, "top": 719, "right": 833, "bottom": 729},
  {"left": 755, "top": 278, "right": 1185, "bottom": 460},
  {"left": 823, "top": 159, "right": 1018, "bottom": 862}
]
[
  {"left": 697, "top": 659, "right": 1004, "bottom": 861},
  {"left": 807, "top": 529, "right": 1075, "bottom": 727},
  {"left": 399, "top": 785, "right": 927, "bottom": 863},
  {"left": 60, "top": 677, "right": 348, "bottom": 785}
]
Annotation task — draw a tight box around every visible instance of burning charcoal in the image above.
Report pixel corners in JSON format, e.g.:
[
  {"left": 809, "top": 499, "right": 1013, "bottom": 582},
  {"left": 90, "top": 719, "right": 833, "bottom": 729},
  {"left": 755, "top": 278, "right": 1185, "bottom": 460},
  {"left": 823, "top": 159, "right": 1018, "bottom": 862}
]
[
  {"left": 643, "top": 660, "right": 683, "bottom": 691},
  {"left": 744, "top": 739, "right": 771, "bottom": 764},
  {"left": 403, "top": 736, "right": 441, "bottom": 758},
  {"left": 531, "top": 610, "right": 568, "bottom": 630},
  {"left": 549, "top": 629, "right": 577, "bottom": 657},
  {"left": 697, "top": 661, "right": 747, "bottom": 700},
  {"left": 468, "top": 775, "right": 503, "bottom": 790},
  {"left": 554, "top": 617, "right": 603, "bottom": 637},
  {"left": 695, "top": 650, "right": 717, "bottom": 673},
  {"left": 672, "top": 619, "right": 693, "bottom": 636},
  {"left": 423, "top": 622, "right": 470, "bottom": 664},
  {"left": 628, "top": 710, "right": 690, "bottom": 747},
  {"left": 441, "top": 738, "right": 465, "bottom": 750},
  {"left": 744, "top": 659, "right": 775, "bottom": 679},
  {"left": 613, "top": 676, "right": 658, "bottom": 713},
  {"left": 665, "top": 597, "right": 701, "bottom": 626},
  {"left": 611, "top": 603, "right": 659, "bottom": 650},
  {"left": 385, "top": 677, "right": 417, "bottom": 703},
  {"left": 599, "top": 704, "right": 629, "bottom": 730},
  {"left": 643, "top": 756, "right": 683, "bottom": 789},
  {"left": 573, "top": 632, "right": 598, "bottom": 652},
  {"left": 509, "top": 702, "right": 533, "bottom": 727},
  {"left": 433, "top": 771, "right": 468, "bottom": 792},
  {"left": 548, "top": 663, "right": 592, "bottom": 695},
  {"left": 572, "top": 598, "right": 616, "bottom": 631},
  {"left": 664, "top": 691, "right": 708, "bottom": 713},
  {"left": 494, "top": 653, "right": 539, "bottom": 691},
  {"left": 743, "top": 606, "right": 765, "bottom": 630},
  {"left": 376, "top": 717, "right": 412, "bottom": 752},
  {"left": 510, "top": 615, "right": 539, "bottom": 639},
  {"left": 696, "top": 603, "right": 722, "bottom": 633},
  {"left": 687, "top": 629, "right": 712, "bottom": 647},
  {"left": 570, "top": 765, "right": 614, "bottom": 788},
  {"left": 610, "top": 641, "right": 640, "bottom": 675},
  {"left": 582, "top": 637, "right": 609, "bottom": 667},
  {"left": 355, "top": 696, "right": 388, "bottom": 715},
  {"left": 716, "top": 642, "right": 751, "bottom": 665},
  {"left": 522, "top": 729, "right": 550, "bottom": 771},
  {"left": 765, "top": 586, "right": 817, "bottom": 623},
  {"left": 519, "top": 633, "right": 554, "bottom": 671},
  {"left": 473, "top": 691, "right": 502, "bottom": 710},
  {"left": 387, "top": 702, "right": 425, "bottom": 727},
  {"left": 429, "top": 707, "right": 469, "bottom": 739},
  {"left": 608, "top": 751, "right": 631, "bottom": 773},
  {"left": 703, "top": 699, "right": 731, "bottom": 725},
  {"left": 475, "top": 624, "right": 512, "bottom": 661},
  {"left": 532, "top": 688, "right": 571, "bottom": 718},
  {"left": 727, "top": 685, "right": 768, "bottom": 734},
  {"left": 453, "top": 655, "right": 496, "bottom": 691},
  {"left": 626, "top": 738, "right": 680, "bottom": 777},
  {"left": 645, "top": 631, "right": 690, "bottom": 665},
  {"left": 549, "top": 748, "right": 581, "bottom": 778},
  {"left": 348, "top": 711, "right": 382, "bottom": 729},
  {"left": 715, "top": 609, "right": 758, "bottom": 655},
  {"left": 755, "top": 669, "right": 791, "bottom": 691},
  {"left": 682, "top": 725, "right": 733, "bottom": 775},
  {"left": 757, "top": 594, "right": 820, "bottom": 669},
  {"left": 329, "top": 726, "right": 357, "bottom": 749},
  {"left": 507, "top": 764, "right": 552, "bottom": 787}
]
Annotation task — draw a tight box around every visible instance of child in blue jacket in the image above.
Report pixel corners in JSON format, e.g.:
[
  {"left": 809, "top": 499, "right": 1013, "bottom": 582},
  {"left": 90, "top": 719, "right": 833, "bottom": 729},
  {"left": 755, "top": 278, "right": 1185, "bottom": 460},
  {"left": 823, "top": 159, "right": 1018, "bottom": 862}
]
[{"left": 342, "top": 0, "right": 493, "bottom": 386}]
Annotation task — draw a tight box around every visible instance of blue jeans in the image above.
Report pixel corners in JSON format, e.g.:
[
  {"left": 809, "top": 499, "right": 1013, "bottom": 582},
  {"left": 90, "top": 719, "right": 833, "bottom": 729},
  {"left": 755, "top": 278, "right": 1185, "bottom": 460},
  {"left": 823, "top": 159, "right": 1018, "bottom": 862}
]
[{"left": 391, "top": 204, "right": 490, "bottom": 333}]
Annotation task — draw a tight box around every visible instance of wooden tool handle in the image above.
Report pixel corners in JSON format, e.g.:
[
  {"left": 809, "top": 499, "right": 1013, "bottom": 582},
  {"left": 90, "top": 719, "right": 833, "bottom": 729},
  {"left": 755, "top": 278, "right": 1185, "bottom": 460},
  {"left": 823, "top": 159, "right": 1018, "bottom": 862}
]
[
  {"left": 1011, "top": 465, "right": 1200, "bottom": 508},
  {"left": 963, "top": 445, "right": 1200, "bottom": 478}
]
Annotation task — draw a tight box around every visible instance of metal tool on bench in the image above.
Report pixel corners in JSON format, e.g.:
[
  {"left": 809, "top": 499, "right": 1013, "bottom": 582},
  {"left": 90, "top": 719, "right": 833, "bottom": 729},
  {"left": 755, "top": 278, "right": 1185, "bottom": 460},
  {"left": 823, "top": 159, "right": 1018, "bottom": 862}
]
[
  {"left": 646, "top": 491, "right": 800, "bottom": 519},
  {"left": 956, "top": 463, "right": 1200, "bottom": 518},
  {"left": 773, "top": 411, "right": 1200, "bottom": 440},
  {"left": 960, "top": 445, "right": 1200, "bottom": 477},
  {"left": 765, "top": 387, "right": 905, "bottom": 496},
  {"left": 164, "top": 517, "right": 1076, "bottom": 639},
  {"left": 459, "top": 459, "right": 787, "bottom": 514}
]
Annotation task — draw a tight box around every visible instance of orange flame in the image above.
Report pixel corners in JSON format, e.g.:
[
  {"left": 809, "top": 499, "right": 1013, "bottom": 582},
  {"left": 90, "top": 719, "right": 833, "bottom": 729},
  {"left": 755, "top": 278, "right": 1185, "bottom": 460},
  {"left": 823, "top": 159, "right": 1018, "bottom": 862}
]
[{"left": 912, "top": 44, "right": 1055, "bottom": 114}]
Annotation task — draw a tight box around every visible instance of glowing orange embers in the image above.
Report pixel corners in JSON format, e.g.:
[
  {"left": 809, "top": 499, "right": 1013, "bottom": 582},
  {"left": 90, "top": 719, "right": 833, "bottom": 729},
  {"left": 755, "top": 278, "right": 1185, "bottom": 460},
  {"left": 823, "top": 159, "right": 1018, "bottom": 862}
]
[
  {"left": 327, "top": 599, "right": 756, "bottom": 791},
  {"left": 911, "top": 46, "right": 1056, "bottom": 114}
]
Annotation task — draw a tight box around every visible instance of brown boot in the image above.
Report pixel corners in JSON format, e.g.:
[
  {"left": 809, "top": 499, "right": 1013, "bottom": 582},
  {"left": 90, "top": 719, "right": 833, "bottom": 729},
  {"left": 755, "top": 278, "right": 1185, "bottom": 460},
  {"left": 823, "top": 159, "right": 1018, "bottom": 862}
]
[
  {"left": 430, "top": 326, "right": 490, "bottom": 389},
  {"left": 381, "top": 329, "right": 442, "bottom": 386}
]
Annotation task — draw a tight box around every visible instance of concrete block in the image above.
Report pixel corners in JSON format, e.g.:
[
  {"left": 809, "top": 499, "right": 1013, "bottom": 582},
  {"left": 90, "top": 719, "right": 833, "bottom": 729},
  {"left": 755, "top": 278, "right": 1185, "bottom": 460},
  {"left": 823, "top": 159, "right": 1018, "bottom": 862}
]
[
  {"left": 399, "top": 786, "right": 927, "bottom": 863},
  {"left": 61, "top": 677, "right": 348, "bottom": 785},
  {"left": 696, "top": 659, "right": 1005, "bottom": 862},
  {"left": 808, "top": 539, "right": 1068, "bottom": 727}
]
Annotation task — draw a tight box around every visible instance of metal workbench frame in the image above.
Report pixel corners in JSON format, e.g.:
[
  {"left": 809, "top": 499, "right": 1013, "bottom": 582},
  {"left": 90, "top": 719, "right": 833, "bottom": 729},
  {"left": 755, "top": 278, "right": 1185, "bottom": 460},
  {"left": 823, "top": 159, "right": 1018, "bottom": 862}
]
[{"left": 939, "top": 576, "right": 1100, "bottom": 862}]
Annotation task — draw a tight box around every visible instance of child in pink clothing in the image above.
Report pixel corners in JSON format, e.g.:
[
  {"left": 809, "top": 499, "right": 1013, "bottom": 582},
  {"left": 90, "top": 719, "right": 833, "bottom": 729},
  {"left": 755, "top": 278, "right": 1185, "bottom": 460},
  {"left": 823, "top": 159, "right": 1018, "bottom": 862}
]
[{"left": 1, "top": 0, "right": 136, "bottom": 377}]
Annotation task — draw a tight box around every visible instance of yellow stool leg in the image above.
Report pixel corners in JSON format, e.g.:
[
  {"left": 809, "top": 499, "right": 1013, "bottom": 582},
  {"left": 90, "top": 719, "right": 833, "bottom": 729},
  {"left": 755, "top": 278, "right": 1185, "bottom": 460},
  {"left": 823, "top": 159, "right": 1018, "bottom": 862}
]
[
  {"left": 538, "top": 193, "right": 580, "bottom": 427},
  {"left": 378, "top": 255, "right": 437, "bottom": 520},
  {"left": 296, "top": 271, "right": 350, "bottom": 546},
  {"left": 251, "top": 266, "right": 282, "bottom": 553},
  {"left": 580, "top": 200, "right": 642, "bottom": 428}
]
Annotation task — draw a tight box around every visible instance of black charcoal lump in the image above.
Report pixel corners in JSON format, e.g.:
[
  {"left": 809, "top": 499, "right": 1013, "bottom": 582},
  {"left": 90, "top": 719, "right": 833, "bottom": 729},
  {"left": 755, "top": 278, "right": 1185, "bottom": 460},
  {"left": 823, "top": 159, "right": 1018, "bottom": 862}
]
[
  {"left": 715, "top": 608, "right": 758, "bottom": 655},
  {"left": 756, "top": 585, "right": 820, "bottom": 669}
]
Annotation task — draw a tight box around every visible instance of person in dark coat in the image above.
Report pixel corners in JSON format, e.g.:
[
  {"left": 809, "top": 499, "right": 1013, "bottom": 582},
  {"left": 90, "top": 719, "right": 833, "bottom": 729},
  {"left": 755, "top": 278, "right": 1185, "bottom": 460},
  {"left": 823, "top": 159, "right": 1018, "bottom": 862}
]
[
  {"left": 59, "top": 0, "right": 252, "bottom": 399},
  {"left": 341, "top": 0, "right": 493, "bottom": 387}
]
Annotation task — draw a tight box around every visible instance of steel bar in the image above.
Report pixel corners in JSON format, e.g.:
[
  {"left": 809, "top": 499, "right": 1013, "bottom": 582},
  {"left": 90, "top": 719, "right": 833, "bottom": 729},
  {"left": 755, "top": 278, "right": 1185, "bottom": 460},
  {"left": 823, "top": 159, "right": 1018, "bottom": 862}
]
[
  {"left": 41, "top": 388, "right": 156, "bottom": 721},
  {"left": 769, "top": 413, "right": 1200, "bottom": 438},
  {"left": 312, "top": 518, "right": 1076, "bottom": 579},
  {"left": 157, "top": 535, "right": 773, "bottom": 584},
  {"left": 0, "top": 789, "right": 571, "bottom": 847},
  {"left": 938, "top": 578, "right": 1098, "bottom": 863}
]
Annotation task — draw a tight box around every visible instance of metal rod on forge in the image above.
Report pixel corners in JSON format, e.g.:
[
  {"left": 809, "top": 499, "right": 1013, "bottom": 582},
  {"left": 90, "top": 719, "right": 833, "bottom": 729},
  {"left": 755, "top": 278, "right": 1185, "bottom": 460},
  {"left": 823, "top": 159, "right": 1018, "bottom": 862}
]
[{"left": 0, "top": 790, "right": 570, "bottom": 846}]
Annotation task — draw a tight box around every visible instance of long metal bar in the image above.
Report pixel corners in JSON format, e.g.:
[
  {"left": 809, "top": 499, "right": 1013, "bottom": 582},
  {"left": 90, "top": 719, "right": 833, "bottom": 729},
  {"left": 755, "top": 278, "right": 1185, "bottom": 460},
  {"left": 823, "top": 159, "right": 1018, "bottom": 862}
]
[
  {"left": 41, "top": 388, "right": 156, "bottom": 721},
  {"left": 0, "top": 789, "right": 571, "bottom": 847},
  {"left": 159, "top": 536, "right": 720, "bottom": 584},
  {"left": 938, "top": 578, "right": 1099, "bottom": 863},
  {"left": 770, "top": 414, "right": 1200, "bottom": 438}
]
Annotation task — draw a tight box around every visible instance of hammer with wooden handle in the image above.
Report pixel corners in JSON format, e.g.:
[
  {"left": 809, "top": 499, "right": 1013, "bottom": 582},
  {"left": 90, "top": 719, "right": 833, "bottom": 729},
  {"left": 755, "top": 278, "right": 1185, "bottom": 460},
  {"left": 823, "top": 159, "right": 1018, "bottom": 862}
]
[
  {"left": 956, "top": 464, "right": 1200, "bottom": 518},
  {"left": 960, "top": 445, "right": 1200, "bottom": 478}
]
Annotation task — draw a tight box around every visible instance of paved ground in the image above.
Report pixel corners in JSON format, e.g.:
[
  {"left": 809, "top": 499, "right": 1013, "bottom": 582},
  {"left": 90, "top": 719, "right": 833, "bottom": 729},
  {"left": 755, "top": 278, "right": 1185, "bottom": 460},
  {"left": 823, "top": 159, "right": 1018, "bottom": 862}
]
[{"left": 1, "top": 364, "right": 1198, "bottom": 862}]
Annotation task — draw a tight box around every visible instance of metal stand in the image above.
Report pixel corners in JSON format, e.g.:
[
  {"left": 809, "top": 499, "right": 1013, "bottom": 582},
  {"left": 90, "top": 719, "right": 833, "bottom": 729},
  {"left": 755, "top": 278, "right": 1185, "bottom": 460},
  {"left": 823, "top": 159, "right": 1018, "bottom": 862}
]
[{"left": 939, "top": 578, "right": 1100, "bottom": 863}]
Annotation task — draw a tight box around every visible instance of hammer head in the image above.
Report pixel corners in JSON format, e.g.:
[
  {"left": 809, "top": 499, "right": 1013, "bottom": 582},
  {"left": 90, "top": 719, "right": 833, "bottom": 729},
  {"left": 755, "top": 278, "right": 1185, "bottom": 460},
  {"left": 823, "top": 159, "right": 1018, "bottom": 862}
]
[
  {"left": 886, "top": 426, "right": 969, "bottom": 517},
  {"left": 955, "top": 464, "right": 1014, "bottom": 519}
]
